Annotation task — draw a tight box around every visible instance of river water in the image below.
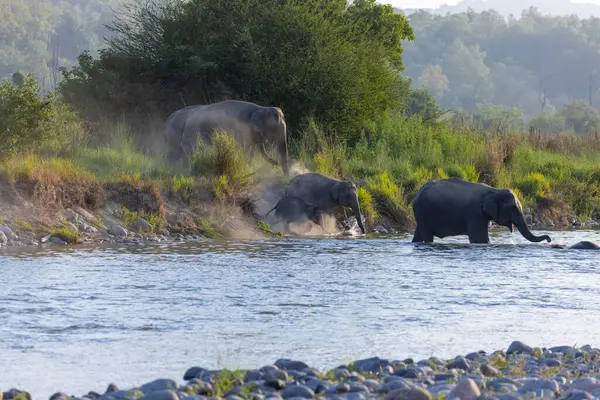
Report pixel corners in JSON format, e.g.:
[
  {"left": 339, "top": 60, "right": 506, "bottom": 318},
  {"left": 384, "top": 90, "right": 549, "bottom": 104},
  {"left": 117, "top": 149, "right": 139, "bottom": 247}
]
[{"left": 2, "top": 229, "right": 600, "bottom": 398}]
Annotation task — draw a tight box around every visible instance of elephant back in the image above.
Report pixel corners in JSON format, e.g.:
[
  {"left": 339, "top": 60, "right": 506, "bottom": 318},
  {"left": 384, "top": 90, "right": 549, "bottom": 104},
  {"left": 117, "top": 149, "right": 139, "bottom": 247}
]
[{"left": 286, "top": 173, "right": 337, "bottom": 210}]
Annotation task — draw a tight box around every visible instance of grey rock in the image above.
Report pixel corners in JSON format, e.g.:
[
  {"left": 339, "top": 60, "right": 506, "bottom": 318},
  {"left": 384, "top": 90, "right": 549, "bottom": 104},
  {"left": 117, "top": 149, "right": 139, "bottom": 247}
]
[
  {"left": 301, "top": 367, "right": 320, "bottom": 377},
  {"left": 266, "top": 368, "right": 288, "bottom": 381},
  {"left": 562, "top": 390, "right": 594, "bottom": 400},
  {"left": 106, "top": 384, "right": 119, "bottom": 394},
  {"left": 435, "top": 373, "right": 457, "bottom": 382},
  {"left": 263, "top": 378, "right": 285, "bottom": 390},
  {"left": 49, "top": 393, "right": 69, "bottom": 400},
  {"left": 550, "top": 346, "right": 576, "bottom": 353},
  {"left": 379, "top": 379, "right": 412, "bottom": 393},
  {"left": 108, "top": 225, "right": 128, "bottom": 236},
  {"left": 226, "top": 396, "right": 244, "bottom": 400},
  {"left": 100, "top": 390, "right": 141, "bottom": 400},
  {"left": 507, "top": 341, "right": 533, "bottom": 355},
  {"left": 480, "top": 364, "right": 499, "bottom": 377},
  {"left": 520, "top": 379, "right": 559, "bottom": 393},
  {"left": 383, "top": 387, "right": 433, "bottom": 400},
  {"left": 352, "top": 357, "right": 391, "bottom": 373},
  {"left": 336, "top": 383, "right": 350, "bottom": 393},
  {"left": 84, "top": 224, "right": 98, "bottom": 234},
  {"left": 0, "top": 226, "right": 17, "bottom": 240},
  {"left": 342, "top": 393, "right": 367, "bottom": 400},
  {"left": 282, "top": 384, "right": 314, "bottom": 399},
  {"left": 140, "top": 379, "right": 178, "bottom": 394},
  {"left": 274, "top": 359, "right": 309, "bottom": 372},
  {"left": 541, "top": 358, "right": 562, "bottom": 367},
  {"left": 66, "top": 222, "right": 79, "bottom": 233},
  {"left": 50, "top": 236, "right": 68, "bottom": 245},
  {"left": 133, "top": 218, "right": 153, "bottom": 233},
  {"left": 448, "top": 378, "right": 481, "bottom": 400},
  {"left": 427, "top": 384, "right": 454, "bottom": 395},
  {"left": 245, "top": 370, "right": 262, "bottom": 382},
  {"left": 184, "top": 367, "right": 206, "bottom": 381},
  {"left": 447, "top": 356, "right": 470, "bottom": 370},
  {"left": 348, "top": 383, "right": 369, "bottom": 393},
  {"left": 334, "top": 368, "right": 351, "bottom": 380},
  {"left": 138, "top": 391, "right": 179, "bottom": 400},
  {"left": 24, "top": 239, "right": 38, "bottom": 246},
  {"left": 304, "top": 379, "right": 326, "bottom": 393},
  {"left": 0, "top": 231, "right": 7, "bottom": 245},
  {"left": 64, "top": 208, "right": 81, "bottom": 222}
]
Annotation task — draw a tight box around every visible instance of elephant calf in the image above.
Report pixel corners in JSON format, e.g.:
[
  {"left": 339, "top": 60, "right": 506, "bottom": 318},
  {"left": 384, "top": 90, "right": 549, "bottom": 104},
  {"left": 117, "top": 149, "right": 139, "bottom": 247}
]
[
  {"left": 265, "top": 196, "right": 324, "bottom": 235},
  {"left": 285, "top": 172, "right": 366, "bottom": 234},
  {"left": 551, "top": 241, "right": 600, "bottom": 249}
]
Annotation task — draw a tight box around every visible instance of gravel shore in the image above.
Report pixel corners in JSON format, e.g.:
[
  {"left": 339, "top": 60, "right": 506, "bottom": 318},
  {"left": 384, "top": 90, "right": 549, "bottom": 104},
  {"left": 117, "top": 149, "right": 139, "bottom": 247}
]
[{"left": 6, "top": 341, "right": 600, "bottom": 400}]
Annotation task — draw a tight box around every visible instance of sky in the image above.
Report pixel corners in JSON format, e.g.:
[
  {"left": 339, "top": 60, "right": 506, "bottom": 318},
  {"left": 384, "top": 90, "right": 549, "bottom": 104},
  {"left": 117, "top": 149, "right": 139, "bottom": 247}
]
[{"left": 387, "top": 0, "right": 600, "bottom": 9}]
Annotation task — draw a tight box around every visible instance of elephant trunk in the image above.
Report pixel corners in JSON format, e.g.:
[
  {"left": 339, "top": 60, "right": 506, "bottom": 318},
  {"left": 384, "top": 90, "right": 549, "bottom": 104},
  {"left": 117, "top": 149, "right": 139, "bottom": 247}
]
[
  {"left": 279, "top": 140, "right": 289, "bottom": 177},
  {"left": 513, "top": 213, "right": 551, "bottom": 243},
  {"left": 353, "top": 204, "right": 366, "bottom": 234}
]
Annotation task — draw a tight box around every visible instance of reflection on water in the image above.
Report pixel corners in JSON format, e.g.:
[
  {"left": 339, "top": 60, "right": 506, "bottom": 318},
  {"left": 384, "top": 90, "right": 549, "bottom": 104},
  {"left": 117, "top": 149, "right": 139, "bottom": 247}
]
[{"left": 1, "top": 229, "right": 600, "bottom": 399}]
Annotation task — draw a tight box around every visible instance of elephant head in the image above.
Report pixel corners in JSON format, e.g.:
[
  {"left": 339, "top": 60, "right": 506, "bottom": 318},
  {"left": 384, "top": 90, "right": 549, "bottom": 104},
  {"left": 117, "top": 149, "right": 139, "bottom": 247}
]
[
  {"left": 482, "top": 189, "right": 551, "bottom": 243},
  {"left": 250, "top": 106, "right": 289, "bottom": 176},
  {"left": 333, "top": 180, "right": 366, "bottom": 234}
]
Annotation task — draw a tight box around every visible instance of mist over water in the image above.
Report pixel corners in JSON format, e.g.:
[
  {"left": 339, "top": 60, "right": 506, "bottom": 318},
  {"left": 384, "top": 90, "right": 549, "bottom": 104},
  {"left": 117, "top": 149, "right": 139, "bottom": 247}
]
[{"left": 2, "top": 229, "right": 600, "bottom": 398}]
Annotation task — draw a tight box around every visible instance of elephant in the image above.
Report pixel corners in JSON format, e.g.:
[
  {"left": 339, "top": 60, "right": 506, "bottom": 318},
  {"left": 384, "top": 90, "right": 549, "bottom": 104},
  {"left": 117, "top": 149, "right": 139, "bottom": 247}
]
[
  {"left": 411, "top": 177, "right": 552, "bottom": 244},
  {"left": 164, "top": 100, "right": 289, "bottom": 176},
  {"left": 265, "top": 196, "right": 325, "bottom": 234},
  {"left": 551, "top": 241, "right": 600, "bottom": 249},
  {"left": 285, "top": 172, "right": 366, "bottom": 234}
]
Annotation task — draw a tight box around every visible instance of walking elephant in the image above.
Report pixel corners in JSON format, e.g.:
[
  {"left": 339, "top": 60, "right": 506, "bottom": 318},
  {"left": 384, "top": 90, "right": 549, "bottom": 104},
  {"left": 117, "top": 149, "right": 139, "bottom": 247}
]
[
  {"left": 412, "top": 177, "right": 552, "bottom": 244},
  {"left": 164, "top": 100, "right": 289, "bottom": 176},
  {"left": 285, "top": 173, "right": 366, "bottom": 234},
  {"left": 265, "top": 196, "right": 324, "bottom": 235}
]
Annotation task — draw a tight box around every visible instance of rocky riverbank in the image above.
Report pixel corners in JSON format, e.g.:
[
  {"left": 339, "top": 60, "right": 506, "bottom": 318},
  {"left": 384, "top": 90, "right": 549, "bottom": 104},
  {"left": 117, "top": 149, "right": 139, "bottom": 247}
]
[{"left": 7, "top": 341, "right": 600, "bottom": 400}]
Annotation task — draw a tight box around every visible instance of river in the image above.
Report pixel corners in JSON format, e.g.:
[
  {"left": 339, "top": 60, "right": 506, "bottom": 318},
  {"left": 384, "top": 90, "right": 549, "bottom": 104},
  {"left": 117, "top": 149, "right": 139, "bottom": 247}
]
[{"left": 1, "top": 229, "right": 600, "bottom": 399}]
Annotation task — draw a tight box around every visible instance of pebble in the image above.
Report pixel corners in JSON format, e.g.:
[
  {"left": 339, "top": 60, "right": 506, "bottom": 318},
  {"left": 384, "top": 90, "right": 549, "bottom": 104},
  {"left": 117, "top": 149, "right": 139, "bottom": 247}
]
[{"left": 449, "top": 378, "right": 481, "bottom": 400}]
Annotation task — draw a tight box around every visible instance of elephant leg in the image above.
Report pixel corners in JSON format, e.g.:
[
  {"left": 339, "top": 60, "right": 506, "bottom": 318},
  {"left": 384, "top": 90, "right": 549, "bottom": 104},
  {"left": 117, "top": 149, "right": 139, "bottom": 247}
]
[
  {"left": 412, "top": 228, "right": 422, "bottom": 242},
  {"left": 413, "top": 227, "right": 434, "bottom": 243},
  {"left": 259, "top": 143, "right": 279, "bottom": 166},
  {"left": 467, "top": 222, "right": 490, "bottom": 244}
]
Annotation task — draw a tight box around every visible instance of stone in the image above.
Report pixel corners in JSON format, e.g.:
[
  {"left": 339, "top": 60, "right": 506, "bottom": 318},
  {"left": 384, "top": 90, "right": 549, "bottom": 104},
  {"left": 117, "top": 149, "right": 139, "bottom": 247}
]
[
  {"left": 0, "top": 226, "right": 17, "bottom": 240},
  {"left": 506, "top": 341, "right": 533, "bottom": 355},
  {"left": 282, "top": 384, "right": 314, "bottom": 399},
  {"left": 50, "top": 393, "right": 69, "bottom": 400},
  {"left": 349, "top": 384, "right": 369, "bottom": 393},
  {"left": 448, "top": 378, "right": 481, "bottom": 400},
  {"left": 108, "top": 225, "right": 128, "bottom": 236},
  {"left": 106, "top": 384, "right": 119, "bottom": 394},
  {"left": 140, "top": 379, "right": 178, "bottom": 394},
  {"left": 351, "top": 357, "right": 391, "bottom": 373},
  {"left": 334, "top": 368, "right": 351, "bottom": 380},
  {"left": 427, "top": 384, "right": 454, "bottom": 396},
  {"left": 184, "top": 367, "right": 206, "bottom": 381},
  {"left": 520, "top": 379, "right": 559, "bottom": 394},
  {"left": 447, "top": 356, "right": 469, "bottom": 370},
  {"left": 133, "top": 218, "right": 153, "bottom": 233},
  {"left": 541, "top": 358, "right": 562, "bottom": 367},
  {"left": 435, "top": 373, "right": 457, "bottom": 382},
  {"left": 480, "top": 364, "right": 499, "bottom": 377},
  {"left": 379, "top": 379, "right": 412, "bottom": 393},
  {"left": 304, "top": 379, "right": 326, "bottom": 393},
  {"left": 549, "top": 346, "right": 575, "bottom": 353},
  {"left": 138, "top": 391, "right": 179, "bottom": 400},
  {"left": 50, "top": 236, "right": 68, "bottom": 245},
  {"left": 375, "top": 225, "right": 389, "bottom": 234},
  {"left": 274, "top": 359, "right": 309, "bottom": 372},
  {"left": 383, "top": 387, "right": 433, "bottom": 400},
  {"left": 562, "top": 390, "right": 594, "bottom": 400},
  {"left": 336, "top": 384, "right": 350, "bottom": 393},
  {"left": 264, "top": 378, "right": 286, "bottom": 390}
]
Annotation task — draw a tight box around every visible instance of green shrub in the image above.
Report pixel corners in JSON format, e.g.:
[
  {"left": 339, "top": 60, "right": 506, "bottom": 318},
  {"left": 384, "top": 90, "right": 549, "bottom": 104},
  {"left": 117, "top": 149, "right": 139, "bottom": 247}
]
[
  {"left": 357, "top": 186, "right": 378, "bottom": 220},
  {"left": 366, "top": 171, "right": 412, "bottom": 225},
  {"left": 513, "top": 172, "right": 552, "bottom": 200},
  {"left": 171, "top": 175, "right": 195, "bottom": 204},
  {"left": 51, "top": 226, "right": 80, "bottom": 244}
]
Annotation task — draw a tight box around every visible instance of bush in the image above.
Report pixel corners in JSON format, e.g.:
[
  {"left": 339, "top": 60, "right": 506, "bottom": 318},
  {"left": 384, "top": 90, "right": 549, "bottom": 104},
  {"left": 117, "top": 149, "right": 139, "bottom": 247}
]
[
  {"left": 357, "top": 186, "right": 378, "bottom": 221},
  {"left": 366, "top": 171, "right": 412, "bottom": 226},
  {"left": 513, "top": 172, "right": 552, "bottom": 201},
  {"left": 0, "top": 74, "right": 84, "bottom": 158}
]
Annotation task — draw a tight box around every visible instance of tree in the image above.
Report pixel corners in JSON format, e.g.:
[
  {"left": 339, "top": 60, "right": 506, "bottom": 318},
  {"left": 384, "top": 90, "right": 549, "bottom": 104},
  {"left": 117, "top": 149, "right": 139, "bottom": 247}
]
[
  {"left": 418, "top": 65, "right": 449, "bottom": 97},
  {"left": 404, "top": 88, "right": 442, "bottom": 121},
  {"left": 559, "top": 100, "right": 600, "bottom": 133}
]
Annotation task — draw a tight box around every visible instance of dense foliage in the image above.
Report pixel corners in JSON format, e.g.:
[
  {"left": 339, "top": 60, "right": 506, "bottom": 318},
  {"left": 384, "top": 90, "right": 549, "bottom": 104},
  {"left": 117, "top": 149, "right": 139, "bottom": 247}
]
[
  {"left": 58, "top": 0, "right": 414, "bottom": 143},
  {"left": 403, "top": 7, "right": 600, "bottom": 132}
]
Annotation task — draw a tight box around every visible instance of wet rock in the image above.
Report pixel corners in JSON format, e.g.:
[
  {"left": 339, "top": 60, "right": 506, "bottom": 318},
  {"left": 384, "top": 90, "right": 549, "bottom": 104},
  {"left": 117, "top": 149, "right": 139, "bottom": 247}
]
[
  {"left": 106, "top": 384, "right": 120, "bottom": 394},
  {"left": 352, "top": 357, "right": 391, "bottom": 373},
  {"left": 274, "top": 359, "right": 309, "bottom": 372},
  {"left": 507, "top": 341, "right": 533, "bottom": 355},
  {"left": 138, "top": 391, "right": 179, "bottom": 400},
  {"left": 448, "top": 378, "right": 481, "bottom": 400},
  {"left": 383, "top": 387, "right": 433, "bottom": 400},
  {"left": 0, "top": 226, "right": 17, "bottom": 240},
  {"left": 140, "top": 379, "right": 178, "bottom": 394},
  {"left": 447, "top": 356, "right": 470, "bottom": 370},
  {"left": 282, "top": 384, "right": 314, "bottom": 399},
  {"left": 50, "top": 393, "right": 69, "bottom": 400},
  {"left": 480, "top": 364, "right": 499, "bottom": 377},
  {"left": 184, "top": 367, "right": 206, "bottom": 381},
  {"left": 108, "top": 225, "right": 128, "bottom": 236},
  {"left": 133, "top": 218, "right": 153, "bottom": 233}
]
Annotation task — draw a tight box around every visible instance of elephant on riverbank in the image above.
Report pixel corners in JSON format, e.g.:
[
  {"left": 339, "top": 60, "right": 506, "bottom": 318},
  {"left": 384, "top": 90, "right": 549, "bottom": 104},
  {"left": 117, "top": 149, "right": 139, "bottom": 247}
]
[
  {"left": 552, "top": 241, "right": 600, "bottom": 249},
  {"left": 412, "top": 177, "right": 552, "bottom": 244},
  {"left": 265, "top": 196, "right": 324, "bottom": 235},
  {"left": 164, "top": 100, "right": 289, "bottom": 176},
  {"left": 285, "top": 172, "right": 366, "bottom": 234}
]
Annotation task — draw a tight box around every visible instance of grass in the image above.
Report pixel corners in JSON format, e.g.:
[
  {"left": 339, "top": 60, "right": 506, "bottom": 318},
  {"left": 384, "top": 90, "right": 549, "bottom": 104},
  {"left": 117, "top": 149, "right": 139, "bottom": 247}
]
[
  {"left": 5, "top": 111, "right": 600, "bottom": 231},
  {"left": 118, "top": 206, "right": 163, "bottom": 232},
  {"left": 50, "top": 226, "right": 80, "bottom": 244},
  {"left": 212, "top": 369, "right": 247, "bottom": 397}
]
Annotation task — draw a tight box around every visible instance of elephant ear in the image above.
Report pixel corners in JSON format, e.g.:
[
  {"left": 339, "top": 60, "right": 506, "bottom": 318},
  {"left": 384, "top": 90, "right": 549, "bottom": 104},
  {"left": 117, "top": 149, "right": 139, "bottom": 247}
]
[{"left": 482, "top": 195, "right": 499, "bottom": 221}]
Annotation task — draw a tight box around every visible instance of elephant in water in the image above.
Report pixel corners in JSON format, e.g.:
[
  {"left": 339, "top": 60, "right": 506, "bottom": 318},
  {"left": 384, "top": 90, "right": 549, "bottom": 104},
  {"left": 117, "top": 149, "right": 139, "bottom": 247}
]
[
  {"left": 265, "top": 196, "right": 324, "bottom": 235},
  {"left": 551, "top": 241, "right": 600, "bottom": 249},
  {"left": 285, "top": 172, "right": 366, "bottom": 234},
  {"left": 412, "top": 177, "right": 552, "bottom": 244},
  {"left": 164, "top": 100, "right": 289, "bottom": 176}
]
